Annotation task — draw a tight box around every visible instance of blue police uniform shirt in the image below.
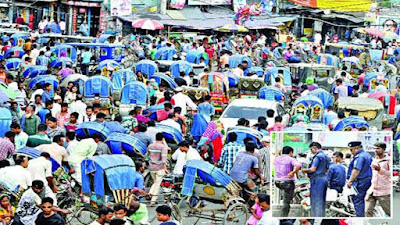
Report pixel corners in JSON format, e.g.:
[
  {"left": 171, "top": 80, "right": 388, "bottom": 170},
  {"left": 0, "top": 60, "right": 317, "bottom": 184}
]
[
  {"left": 347, "top": 149, "right": 372, "bottom": 180},
  {"left": 327, "top": 162, "right": 346, "bottom": 192},
  {"left": 308, "top": 150, "right": 330, "bottom": 179},
  {"left": 134, "top": 171, "right": 144, "bottom": 190}
]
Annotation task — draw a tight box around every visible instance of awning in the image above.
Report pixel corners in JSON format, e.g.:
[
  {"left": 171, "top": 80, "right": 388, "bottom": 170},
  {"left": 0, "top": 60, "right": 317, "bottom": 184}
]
[
  {"left": 166, "top": 10, "right": 186, "bottom": 20},
  {"left": 321, "top": 14, "right": 364, "bottom": 24},
  {"left": 0, "top": 3, "right": 9, "bottom": 7}
]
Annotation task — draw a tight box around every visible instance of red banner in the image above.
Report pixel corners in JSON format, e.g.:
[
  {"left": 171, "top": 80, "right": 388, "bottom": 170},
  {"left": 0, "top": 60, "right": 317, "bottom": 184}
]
[{"left": 289, "top": 0, "right": 317, "bottom": 7}]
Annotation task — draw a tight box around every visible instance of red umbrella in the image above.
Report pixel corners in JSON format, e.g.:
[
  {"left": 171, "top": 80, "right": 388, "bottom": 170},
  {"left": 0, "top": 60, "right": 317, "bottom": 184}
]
[
  {"left": 364, "top": 27, "right": 384, "bottom": 38},
  {"left": 131, "top": 19, "right": 164, "bottom": 30}
]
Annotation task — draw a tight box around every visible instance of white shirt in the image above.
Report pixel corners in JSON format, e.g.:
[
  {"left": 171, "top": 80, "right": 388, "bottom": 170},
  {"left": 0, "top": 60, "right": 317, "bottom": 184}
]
[
  {"left": 66, "top": 139, "right": 79, "bottom": 155},
  {"left": 0, "top": 165, "right": 32, "bottom": 190},
  {"left": 70, "top": 100, "right": 87, "bottom": 123},
  {"left": 160, "top": 119, "right": 181, "bottom": 131},
  {"left": 257, "top": 210, "right": 279, "bottom": 225},
  {"left": 172, "top": 147, "right": 201, "bottom": 175},
  {"left": 59, "top": 21, "right": 66, "bottom": 31},
  {"left": 30, "top": 89, "right": 44, "bottom": 103},
  {"left": 82, "top": 114, "right": 96, "bottom": 122},
  {"left": 27, "top": 156, "right": 52, "bottom": 185},
  {"left": 7, "top": 82, "right": 18, "bottom": 92},
  {"left": 52, "top": 103, "right": 61, "bottom": 117},
  {"left": 39, "top": 21, "right": 47, "bottom": 30},
  {"left": 89, "top": 221, "right": 102, "bottom": 225},
  {"left": 30, "top": 49, "right": 40, "bottom": 65},
  {"left": 172, "top": 92, "right": 197, "bottom": 115}
]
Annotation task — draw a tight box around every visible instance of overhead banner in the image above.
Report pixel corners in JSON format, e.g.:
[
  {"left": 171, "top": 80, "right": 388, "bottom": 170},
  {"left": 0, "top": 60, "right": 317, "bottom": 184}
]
[
  {"left": 110, "top": 0, "right": 131, "bottom": 16},
  {"left": 289, "top": 0, "right": 371, "bottom": 12},
  {"left": 188, "top": 0, "right": 232, "bottom": 5}
]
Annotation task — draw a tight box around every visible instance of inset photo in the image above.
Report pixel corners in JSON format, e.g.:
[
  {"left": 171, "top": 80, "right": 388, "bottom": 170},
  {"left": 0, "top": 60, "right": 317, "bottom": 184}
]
[{"left": 271, "top": 131, "right": 393, "bottom": 218}]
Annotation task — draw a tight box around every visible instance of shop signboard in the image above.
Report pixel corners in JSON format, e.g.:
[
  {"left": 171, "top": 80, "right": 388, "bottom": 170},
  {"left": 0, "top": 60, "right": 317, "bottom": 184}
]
[
  {"left": 110, "top": 0, "right": 131, "bottom": 16},
  {"left": 188, "top": 0, "right": 232, "bottom": 5}
]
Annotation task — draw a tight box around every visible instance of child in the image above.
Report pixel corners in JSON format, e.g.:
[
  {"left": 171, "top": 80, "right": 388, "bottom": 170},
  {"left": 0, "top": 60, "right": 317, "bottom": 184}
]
[
  {"left": 0, "top": 194, "right": 15, "bottom": 225},
  {"left": 155, "top": 205, "right": 179, "bottom": 225},
  {"left": 113, "top": 204, "right": 131, "bottom": 225},
  {"left": 246, "top": 194, "right": 263, "bottom": 225}
]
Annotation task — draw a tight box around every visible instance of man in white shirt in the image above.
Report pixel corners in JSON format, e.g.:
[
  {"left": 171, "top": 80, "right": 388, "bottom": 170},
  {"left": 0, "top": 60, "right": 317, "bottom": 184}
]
[
  {"left": 0, "top": 155, "right": 32, "bottom": 190},
  {"left": 70, "top": 95, "right": 87, "bottom": 123},
  {"left": 27, "top": 152, "right": 56, "bottom": 192},
  {"left": 334, "top": 78, "right": 348, "bottom": 101},
  {"left": 30, "top": 44, "right": 40, "bottom": 65},
  {"left": 171, "top": 140, "right": 202, "bottom": 175},
  {"left": 38, "top": 19, "right": 48, "bottom": 32},
  {"left": 59, "top": 20, "right": 66, "bottom": 34},
  {"left": 160, "top": 113, "right": 181, "bottom": 131},
  {"left": 172, "top": 87, "right": 197, "bottom": 115},
  {"left": 82, "top": 106, "right": 96, "bottom": 122},
  {"left": 66, "top": 131, "right": 79, "bottom": 155},
  {"left": 257, "top": 194, "right": 279, "bottom": 225},
  {"left": 52, "top": 95, "right": 62, "bottom": 117}
]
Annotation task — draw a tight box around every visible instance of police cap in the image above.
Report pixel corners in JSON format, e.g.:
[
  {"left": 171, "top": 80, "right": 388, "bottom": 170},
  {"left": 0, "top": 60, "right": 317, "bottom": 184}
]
[{"left": 348, "top": 141, "right": 362, "bottom": 148}]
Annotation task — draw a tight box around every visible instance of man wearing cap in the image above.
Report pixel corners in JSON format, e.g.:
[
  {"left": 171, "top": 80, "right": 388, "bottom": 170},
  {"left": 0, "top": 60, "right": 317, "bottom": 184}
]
[
  {"left": 365, "top": 142, "right": 391, "bottom": 217},
  {"left": 302, "top": 142, "right": 330, "bottom": 217},
  {"left": 172, "top": 87, "right": 197, "bottom": 116},
  {"left": 346, "top": 141, "right": 372, "bottom": 217}
]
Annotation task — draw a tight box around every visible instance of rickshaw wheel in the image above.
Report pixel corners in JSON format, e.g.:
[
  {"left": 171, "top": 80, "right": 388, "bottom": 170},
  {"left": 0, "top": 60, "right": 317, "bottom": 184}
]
[
  {"left": 223, "top": 202, "right": 249, "bottom": 225},
  {"left": 171, "top": 203, "right": 182, "bottom": 224},
  {"left": 75, "top": 208, "right": 97, "bottom": 225}
]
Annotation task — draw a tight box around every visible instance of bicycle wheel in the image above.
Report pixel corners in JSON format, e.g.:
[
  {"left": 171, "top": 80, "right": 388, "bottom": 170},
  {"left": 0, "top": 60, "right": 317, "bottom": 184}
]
[
  {"left": 171, "top": 202, "right": 182, "bottom": 224},
  {"left": 69, "top": 207, "right": 97, "bottom": 225}
]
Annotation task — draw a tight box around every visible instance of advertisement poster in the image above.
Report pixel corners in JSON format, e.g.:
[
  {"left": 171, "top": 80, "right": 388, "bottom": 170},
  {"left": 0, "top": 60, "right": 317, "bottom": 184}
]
[
  {"left": 110, "top": 0, "right": 131, "bottom": 16},
  {"left": 170, "top": 0, "right": 186, "bottom": 9},
  {"left": 188, "top": 0, "right": 232, "bottom": 5}
]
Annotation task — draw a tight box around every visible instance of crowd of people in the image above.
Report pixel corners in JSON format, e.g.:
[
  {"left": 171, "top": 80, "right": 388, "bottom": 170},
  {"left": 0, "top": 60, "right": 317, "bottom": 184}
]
[{"left": 0, "top": 14, "right": 397, "bottom": 225}]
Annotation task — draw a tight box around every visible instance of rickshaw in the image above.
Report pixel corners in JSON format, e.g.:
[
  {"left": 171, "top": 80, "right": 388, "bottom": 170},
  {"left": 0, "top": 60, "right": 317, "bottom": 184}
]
[
  {"left": 244, "top": 66, "right": 264, "bottom": 77},
  {"left": 333, "top": 116, "right": 370, "bottom": 131},
  {"left": 309, "top": 89, "right": 334, "bottom": 109},
  {"left": 292, "top": 95, "right": 324, "bottom": 124},
  {"left": 50, "top": 57, "right": 74, "bottom": 69},
  {"left": 287, "top": 63, "right": 336, "bottom": 90},
  {"left": 10, "top": 33, "right": 29, "bottom": 47},
  {"left": 97, "top": 59, "right": 121, "bottom": 77},
  {"left": 15, "top": 147, "right": 60, "bottom": 172},
  {"left": 342, "top": 57, "right": 363, "bottom": 77},
  {"left": 75, "top": 122, "right": 112, "bottom": 141},
  {"left": 363, "top": 72, "right": 390, "bottom": 92},
  {"left": 60, "top": 74, "right": 88, "bottom": 94},
  {"left": 182, "top": 86, "right": 210, "bottom": 103},
  {"left": 135, "top": 59, "right": 158, "bottom": 78},
  {"left": 154, "top": 47, "right": 177, "bottom": 61},
  {"left": 80, "top": 154, "right": 139, "bottom": 209},
  {"left": 110, "top": 69, "right": 137, "bottom": 101},
  {"left": 228, "top": 54, "right": 253, "bottom": 68},
  {"left": 335, "top": 97, "right": 384, "bottom": 130},
  {"left": 105, "top": 132, "right": 147, "bottom": 157},
  {"left": 265, "top": 67, "right": 292, "bottom": 93},
  {"left": 317, "top": 54, "right": 340, "bottom": 68},
  {"left": 29, "top": 75, "right": 59, "bottom": 98},
  {"left": 170, "top": 60, "right": 193, "bottom": 78},
  {"left": 368, "top": 92, "right": 396, "bottom": 129},
  {"left": 185, "top": 50, "right": 209, "bottom": 65},
  {"left": 157, "top": 60, "right": 204, "bottom": 75},
  {"left": 119, "top": 81, "right": 148, "bottom": 117},
  {"left": 155, "top": 124, "right": 183, "bottom": 146},
  {"left": 238, "top": 77, "right": 265, "bottom": 98},
  {"left": 51, "top": 44, "right": 78, "bottom": 61},
  {"left": 200, "top": 72, "right": 229, "bottom": 113},
  {"left": 4, "top": 46, "right": 24, "bottom": 58},
  {"left": 68, "top": 43, "right": 125, "bottom": 63},
  {"left": 226, "top": 126, "right": 264, "bottom": 147},
  {"left": 178, "top": 160, "right": 248, "bottom": 225},
  {"left": 0, "top": 107, "right": 11, "bottom": 137},
  {"left": 23, "top": 65, "right": 48, "bottom": 78},
  {"left": 5, "top": 58, "right": 22, "bottom": 77},
  {"left": 151, "top": 73, "right": 178, "bottom": 89},
  {"left": 84, "top": 76, "right": 112, "bottom": 112},
  {"left": 258, "top": 86, "right": 286, "bottom": 101}
]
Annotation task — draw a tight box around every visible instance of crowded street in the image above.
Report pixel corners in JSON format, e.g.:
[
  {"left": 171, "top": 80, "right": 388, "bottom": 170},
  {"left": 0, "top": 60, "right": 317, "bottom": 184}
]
[{"left": 0, "top": 0, "right": 398, "bottom": 225}]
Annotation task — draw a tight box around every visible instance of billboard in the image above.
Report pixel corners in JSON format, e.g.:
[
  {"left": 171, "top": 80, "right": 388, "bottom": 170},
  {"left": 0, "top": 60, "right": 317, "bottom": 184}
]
[
  {"left": 110, "top": 0, "right": 131, "bottom": 16},
  {"left": 188, "top": 0, "right": 232, "bottom": 5},
  {"left": 170, "top": 0, "right": 186, "bottom": 9},
  {"left": 289, "top": 0, "right": 371, "bottom": 12}
]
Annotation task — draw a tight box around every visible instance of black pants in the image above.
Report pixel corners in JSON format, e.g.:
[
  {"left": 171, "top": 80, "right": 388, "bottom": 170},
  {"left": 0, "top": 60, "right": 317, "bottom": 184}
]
[{"left": 275, "top": 180, "right": 295, "bottom": 217}]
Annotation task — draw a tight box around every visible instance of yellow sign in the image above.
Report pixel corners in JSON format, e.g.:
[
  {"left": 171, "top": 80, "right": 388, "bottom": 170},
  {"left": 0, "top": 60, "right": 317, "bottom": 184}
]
[{"left": 317, "top": 0, "right": 372, "bottom": 12}]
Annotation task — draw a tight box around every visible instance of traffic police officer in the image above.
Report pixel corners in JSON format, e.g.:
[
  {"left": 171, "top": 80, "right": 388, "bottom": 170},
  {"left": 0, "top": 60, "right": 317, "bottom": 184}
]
[
  {"left": 327, "top": 151, "right": 346, "bottom": 193},
  {"left": 346, "top": 141, "right": 372, "bottom": 217},
  {"left": 302, "top": 142, "right": 330, "bottom": 217}
]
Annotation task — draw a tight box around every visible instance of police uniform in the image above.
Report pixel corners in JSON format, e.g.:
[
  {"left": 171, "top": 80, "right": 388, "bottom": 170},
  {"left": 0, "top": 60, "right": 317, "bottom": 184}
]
[
  {"left": 308, "top": 150, "right": 330, "bottom": 217},
  {"left": 327, "top": 162, "right": 346, "bottom": 193},
  {"left": 347, "top": 141, "right": 373, "bottom": 217}
]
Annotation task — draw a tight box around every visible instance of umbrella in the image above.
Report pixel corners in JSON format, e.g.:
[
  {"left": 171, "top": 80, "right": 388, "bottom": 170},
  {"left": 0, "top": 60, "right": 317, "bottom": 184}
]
[
  {"left": 0, "top": 84, "right": 18, "bottom": 99},
  {"left": 216, "top": 24, "right": 248, "bottom": 32},
  {"left": 131, "top": 19, "right": 164, "bottom": 30},
  {"left": 353, "top": 27, "right": 366, "bottom": 34},
  {"left": 364, "top": 28, "right": 384, "bottom": 38},
  {"left": 0, "top": 89, "right": 10, "bottom": 102}
]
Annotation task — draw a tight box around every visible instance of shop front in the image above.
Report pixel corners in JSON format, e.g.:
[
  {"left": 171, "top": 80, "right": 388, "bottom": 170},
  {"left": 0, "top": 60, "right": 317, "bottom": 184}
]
[{"left": 63, "top": 0, "right": 102, "bottom": 36}]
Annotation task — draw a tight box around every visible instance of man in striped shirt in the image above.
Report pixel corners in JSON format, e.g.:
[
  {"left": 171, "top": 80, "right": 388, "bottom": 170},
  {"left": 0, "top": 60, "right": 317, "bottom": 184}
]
[
  {"left": 0, "top": 131, "right": 15, "bottom": 160},
  {"left": 273, "top": 146, "right": 302, "bottom": 217},
  {"left": 218, "top": 132, "right": 245, "bottom": 174}
]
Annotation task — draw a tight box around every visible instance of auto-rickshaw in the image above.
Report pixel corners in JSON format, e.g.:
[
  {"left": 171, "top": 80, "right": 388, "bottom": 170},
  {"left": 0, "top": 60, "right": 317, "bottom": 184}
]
[
  {"left": 135, "top": 59, "right": 158, "bottom": 78},
  {"left": 119, "top": 81, "right": 148, "bottom": 117},
  {"left": 258, "top": 86, "right": 286, "bottom": 102},
  {"left": 291, "top": 95, "right": 324, "bottom": 124},
  {"left": 105, "top": 132, "right": 147, "bottom": 157},
  {"left": 84, "top": 76, "right": 112, "bottom": 113},
  {"left": 363, "top": 72, "right": 390, "bottom": 92},
  {"left": 335, "top": 97, "right": 384, "bottom": 130},
  {"left": 332, "top": 116, "right": 370, "bottom": 131},
  {"left": 342, "top": 57, "right": 363, "bottom": 77},
  {"left": 200, "top": 72, "right": 230, "bottom": 113},
  {"left": 317, "top": 54, "right": 340, "bottom": 68},
  {"left": 309, "top": 89, "right": 334, "bottom": 109},
  {"left": 238, "top": 77, "right": 265, "bottom": 98},
  {"left": 68, "top": 43, "right": 125, "bottom": 63},
  {"left": 368, "top": 92, "right": 396, "bottom": 129},
  {"left": 265, "top": 67, "right": 292, "bottom": 94},
  {"left": 287, "top": 63, "right": 336, "bottom": 91},
  {"left": 178, "top": 160, "right": 247, "bottom": 225}
]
